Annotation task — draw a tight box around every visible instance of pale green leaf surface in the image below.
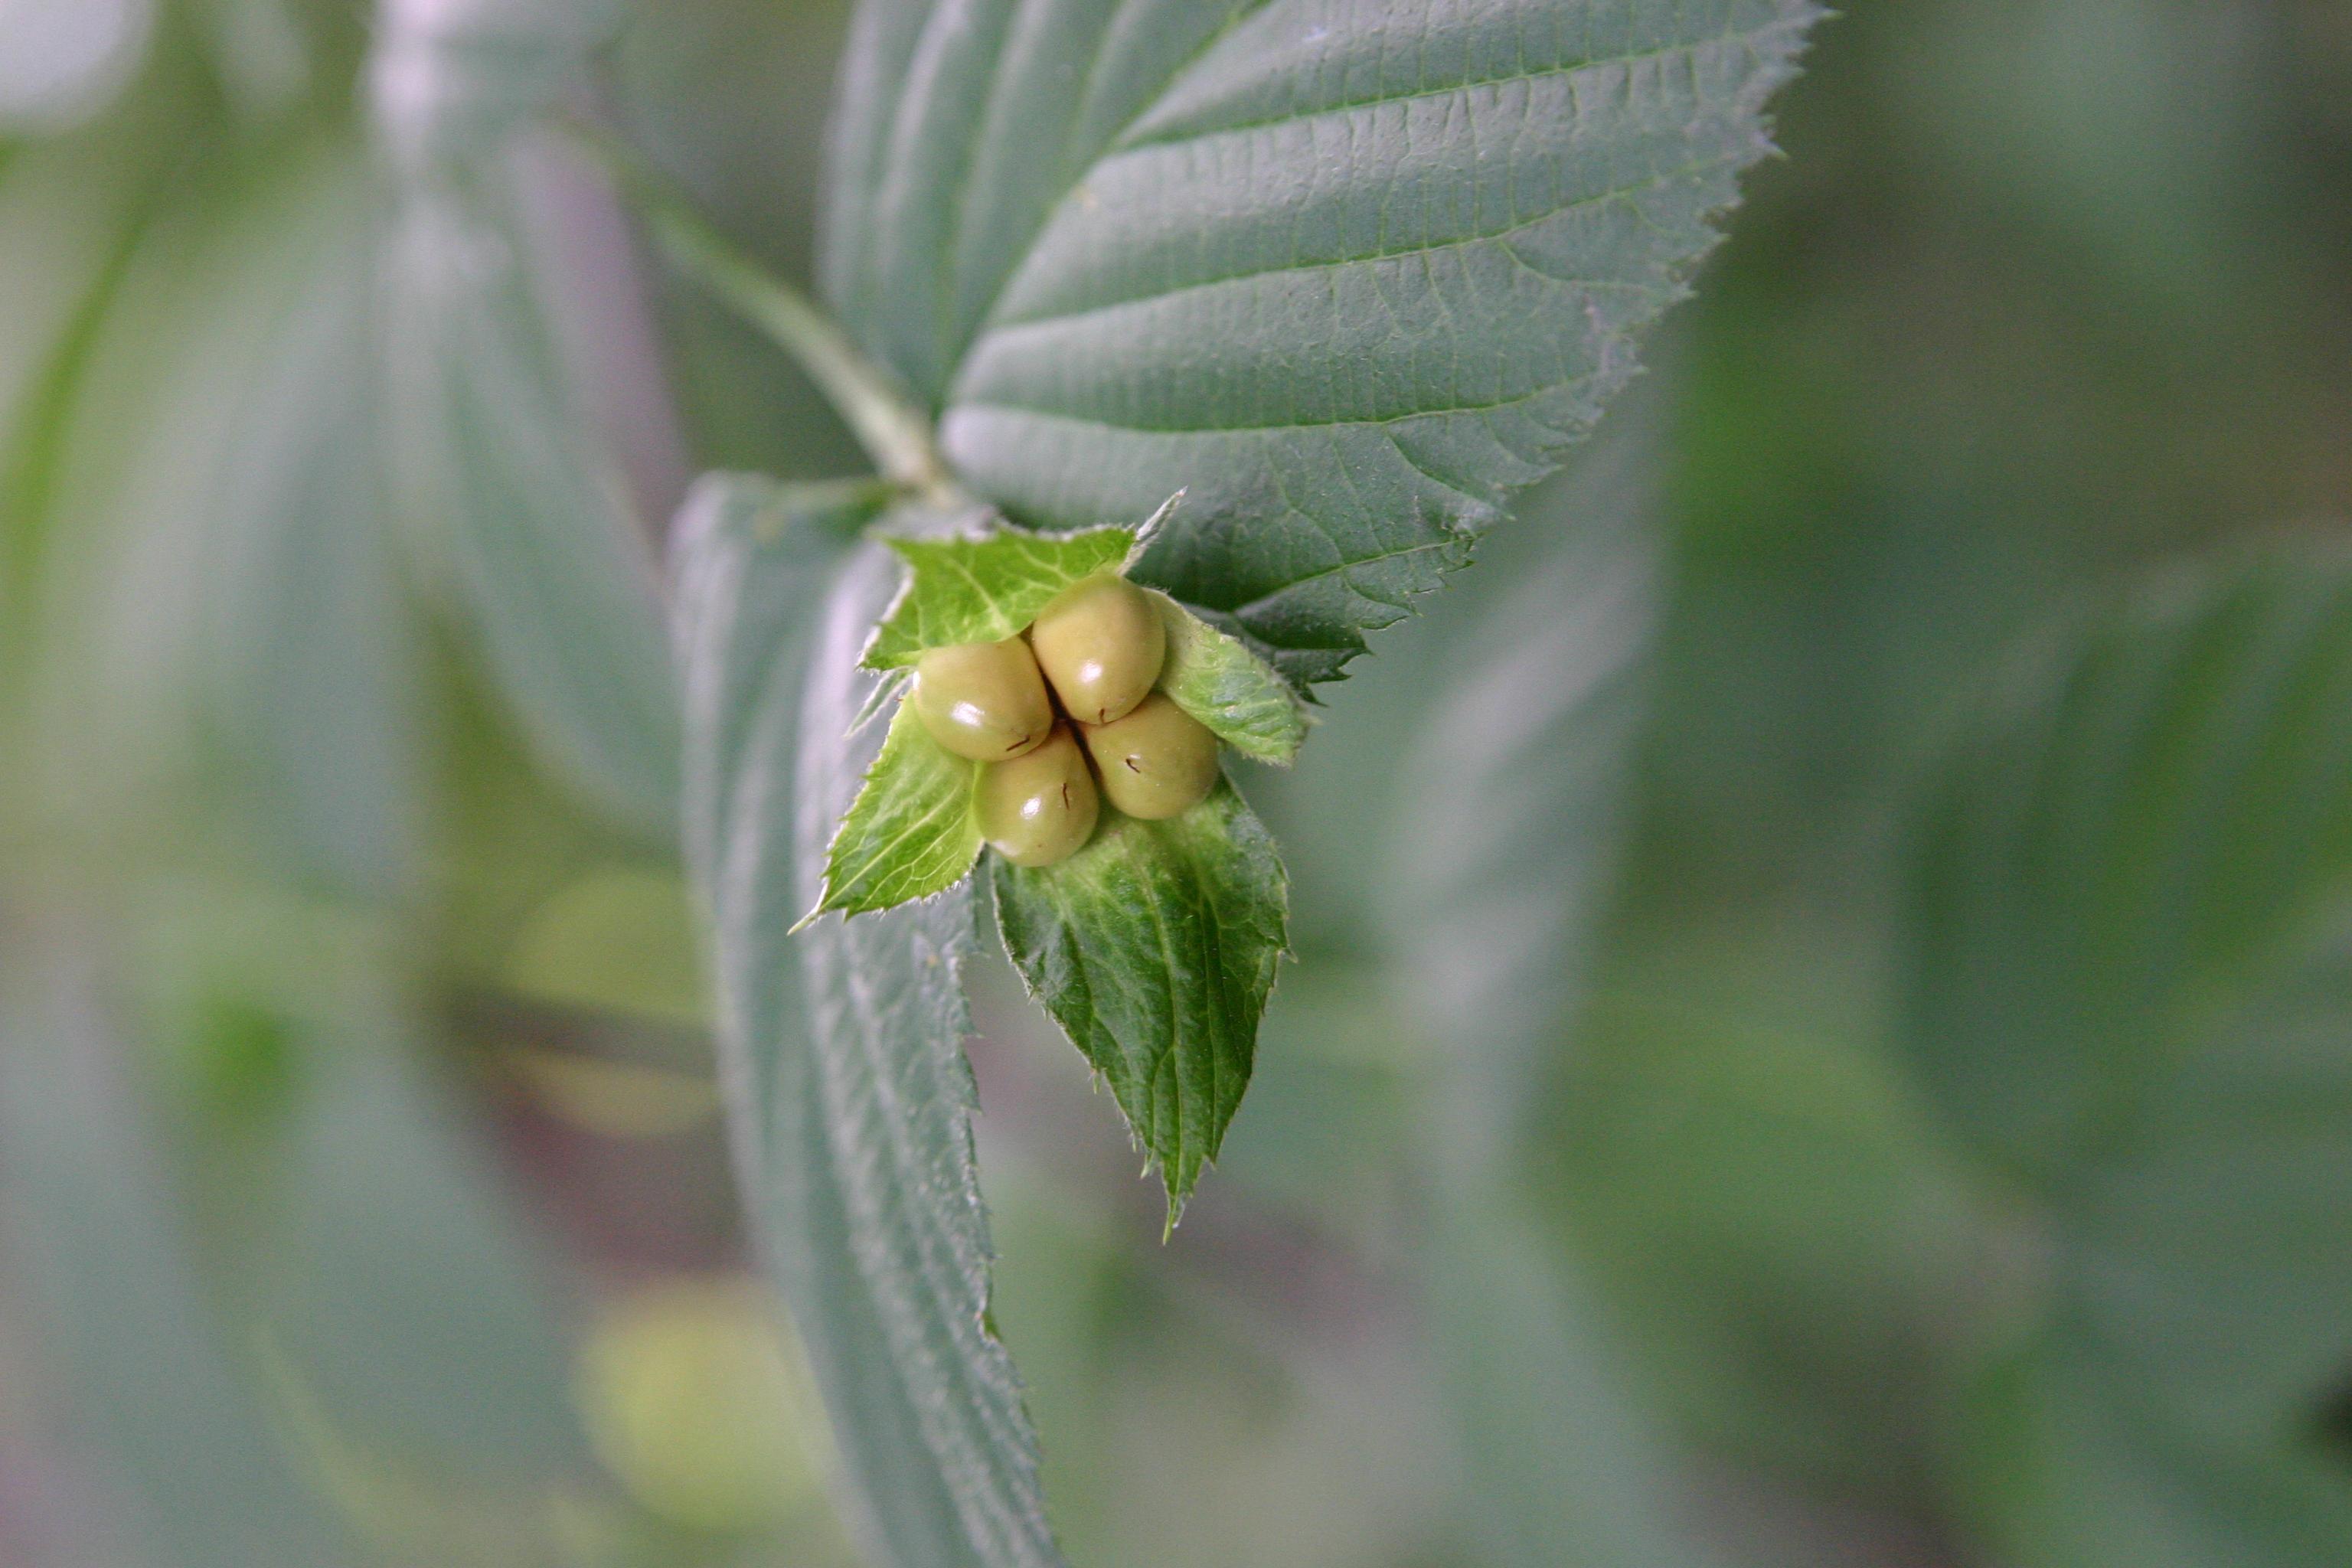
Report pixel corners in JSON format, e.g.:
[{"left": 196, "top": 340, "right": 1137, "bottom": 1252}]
[
  {"left": 1425, "top": 1204, "right": 1728, "bottom": 1568},
  {"left": 116, "top": 878, "right": 596, "bottom": 1475},
  {"left": 864, "top": 517, "right": 1133, "bottom": 668},
  {"left": 815, "top": 696, "right": 981, "bottom": 918},
  {"left": 825, "top": 0, "right": 1821, "bottom": 684},
  {"left": 1905, "top": 550, "right": 2352, "bottom": 1557},
  {"left": 369, "top": 0, "right": 626, "bottom": 168},
  {"left": 25, "top": 143, "right": 420, "bottom": 900},
  {"left": 1148, "top": 590, "right": 1308, "bottom": 765},
  {"left": 1954, "top": 1338, "right": 2352, "bottom": 1568},
  {"left": 373, "top": 0, "right": 684, "bottom": 838},
  {"left": 1380, "top": 414, "right": 1658, "bottom": 1161},
  {"left": 675, "top": 476, "right": 1062, "bottom": 1568},
  {"left": 990, "top": 779, "right": 1289, "bottom": 1214},
  {"left": 1357, "top": 409, "right": 1724, "bottom": 1566},
  {"left": 258, "top": 1038, "right": 596, "bottom": 1472},
  {"left": 0, "top": 936, "right": 361, "bottom": 1568}
]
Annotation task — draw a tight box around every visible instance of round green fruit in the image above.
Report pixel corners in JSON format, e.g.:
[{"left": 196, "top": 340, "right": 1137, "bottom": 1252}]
[
  {"left": 977, "top": 726, "right": 1101, "bottom": 867},
  {"left": 911, "top": 638, "right": 1054, "bottom": 762},
  {"left": 1027, "top": 574, "right": 1166, "bottom": 727},
  {"left": 1080, "top": 694, "right": 1219, "bottom": 820}
]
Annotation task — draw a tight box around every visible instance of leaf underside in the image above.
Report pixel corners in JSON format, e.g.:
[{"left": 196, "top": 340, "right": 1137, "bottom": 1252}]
[
  {"left": 1904, "top": 552, "right": 2352, "bottom": 1563},
  {"left": 990, "top": 779, "right": 1290, "bottom": 1215},
  {"left": 826, "top": 0, "right": 1822, "bottom": 686},
  {"left": 676, "top": 478, "right": 1059, "bottom": 1568}
]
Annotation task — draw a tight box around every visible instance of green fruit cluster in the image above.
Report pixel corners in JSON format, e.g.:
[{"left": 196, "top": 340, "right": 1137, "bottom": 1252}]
[{"left": 909, "top": 575, "right": 1219, "bottom": 867}]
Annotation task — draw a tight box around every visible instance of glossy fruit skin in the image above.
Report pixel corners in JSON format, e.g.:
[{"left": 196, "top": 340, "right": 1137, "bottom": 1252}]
[
  {"left": 911, "top": 639, "right": 1054, "bottom": 762},
  {"left": 1028, "top": 574, "right": 1166, "bottom": 727},
  {"left": 1080, "top": 694, "right": 1220, "bottom": 820},
  {"left": 977, "top": 726, "right": 1100, "bottom": 867}
]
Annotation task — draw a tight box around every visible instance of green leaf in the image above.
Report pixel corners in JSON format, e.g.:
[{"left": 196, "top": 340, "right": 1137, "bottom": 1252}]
[
  {"left": 1423, "top": 1204, "right": 1730, "bottom": 1568},
  {"left": 675, "top": 476, "right": 1063, "bottom": 1568},
  {"left": 825, "top": 0, "right": 1822, "bottom": 684},
  {"left": 1339, "top": 407, "right": 1733, "bottom": 1566},
  {"left": 812, "top": 696, "right": 981, "bottom": 919},
  {"left": 991, "top": 779, "right": 1289, "bottom": 1217},
  {"left": 1903, "top": 550, "right": 2352, "bottom": 1560},
  {"left": 1377, "top": 415, "right": 1660, "bottom": 1150},
  {"left": 373, "top": 1, "right": 684, "bottom": 839},
  {"left": 862, "top": 513, "right": 1138, "bottom": 669},
  {"left": 1952, "top": 1338, "right": 2352, "bottom": 1568},
  {"left": 380, "top": 164, "right": 684, "bottom": 839},
  {"left": 1148, "top": 590, "right": 1308, "bottom": 765},
  {"left": 368, "top": 0, "right": 626, "bottom": 168},
  {"left": 24, "top": 140, "right": 421, "bottom": 900},
  {"left": 0, "top": 940, "right": 361, "bottom": 1568},
  {"left": 115, "top": 878, "right": 599, "bottom": 1480}
]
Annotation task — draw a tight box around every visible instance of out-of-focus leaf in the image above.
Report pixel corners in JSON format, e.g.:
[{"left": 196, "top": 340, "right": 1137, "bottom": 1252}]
[
  {"left": 111, "top": 877, "right": 599, "bottom": 1481},
  {"left": 826, "top": 0, "right": 1822, "bottom": 685},
  {"left": 370, "top": 0, "right": 685, "bottom": 838},
  {"left": 1381, "top": 417, "right": 1660, "bottom": 1165},
  {"left": 1357, "top": 410, "right": 1734, "bottom": 1568},
  {"left": 368, "top": 0, "right": 691, "bottom": 839},
  {"left": 862, "top": 515, "right": 1135, "bottom": 670},
  {"left": 380, "top": 162, "right": 684, "bottom": 839},
  {"left": 501, "top": 864, "right": 707, "bottom": 1027},
  {"left": 1425, "top": 1203, "right": 1724, "bottom": 1568},
  {"left": 0, "top": 83, "right": 192, "bottom": 723},
  {"left": 254, "top": 1035, "right": 596, "bottom": 1476},
  {"left": 0, "top": 934, "right": 361, "bottom": 1568},
  {"left": 27, "top": 142, "right": 420, "bottom": 900},
  {"left": 1952, "top": 1338, "right": 2352, "bottom": 1568},
  {"left": 675, "top": 475, "right": 1062, "bottom": 1568},
  {"left": 991, "top": 780, "right": 1289, "bottom": 1217},
  {"left": 188, "top": 0, "right": 317, "bottom": 119},
  {"left": 0, "top": 0, "right": 154, "bottom": 131},
  {"left": 1560, "top": 962, "right": 1989, "bottom": 1498},
  {"left": 811, "top": 697, "right": 979, "bottom": 919},
  {"left": 1904, "top": 549, "right": 2352, "bottom": 1560},
  {"left": 368, "top": 0, "right": 625, "bottom": 168}
]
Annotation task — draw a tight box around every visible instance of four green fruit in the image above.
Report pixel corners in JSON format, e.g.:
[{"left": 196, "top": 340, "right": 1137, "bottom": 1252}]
[{"left": 910, "top": 574, "right": 1220, "bottom": 867}]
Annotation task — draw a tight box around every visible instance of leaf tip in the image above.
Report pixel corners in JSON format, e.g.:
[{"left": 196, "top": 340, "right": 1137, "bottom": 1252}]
[{"left": 1129, "top": 490, "right": 1184, "bottom": 560}]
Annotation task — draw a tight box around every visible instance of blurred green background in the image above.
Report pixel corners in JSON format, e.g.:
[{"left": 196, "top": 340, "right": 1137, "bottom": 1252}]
[{"left": 3, "top": 2, "right": 2350, "bottom": 1566}]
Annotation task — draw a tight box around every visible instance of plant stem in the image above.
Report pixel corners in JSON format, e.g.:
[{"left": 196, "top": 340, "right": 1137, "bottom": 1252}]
[{"left": 561, "top": 123, "right": 949, "bottom": 496}]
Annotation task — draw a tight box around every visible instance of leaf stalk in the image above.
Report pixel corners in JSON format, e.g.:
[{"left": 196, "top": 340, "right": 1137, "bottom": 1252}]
[{"left": 561, "top": 122, "right": 951, "bottom": 497}]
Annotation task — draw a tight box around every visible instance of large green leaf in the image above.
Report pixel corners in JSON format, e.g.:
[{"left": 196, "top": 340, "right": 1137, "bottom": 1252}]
[
  {"left": 825, "top": 0, "right": 1821, "bottom": 684},
  {"left": 373, "top": 0, "right": 684, "bottom": 838},
  {"left": 24, "top": 140, "right": 421, "bottom": 900},
  {"left": 675, "top": 475, "right": 1062, "bottom": 1568},
  {"left": 1376, "top": 416, "right": 1658, "bottom": 1164},
  {"left": 1377, "top": 414, "right": 1733, "bottom": 1567},
  {"left": 0, "top": 933, "right": 361, "bottom": 1568},
  {"left": 1903, "top": 550, "right": 2352, "bottom": 1563},
  {"left": 991, "top": 779, "right": 1289, "bottom": 1217},
  {"left": 0, "top": 78, "right": 194, "bottom": 741}
]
